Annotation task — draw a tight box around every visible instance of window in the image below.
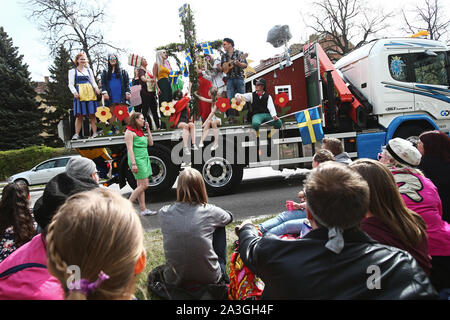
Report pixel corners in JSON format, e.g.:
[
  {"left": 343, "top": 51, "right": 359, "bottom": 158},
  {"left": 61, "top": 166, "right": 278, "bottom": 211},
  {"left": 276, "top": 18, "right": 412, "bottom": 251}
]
[
  {"left": 275, "top": 85, "right": 292, "bottom": 100},
  {"left": 36, "top": 160, "right": 56, "bottom": 171},
  {"left": 412, "top": 52, "right": 448, "bottom": 86},
  {"left": 388, "top": 55, "right": 408, "bottom": 82},
  {"left": 55, "top": 158, "right": 70, "bottom": 168}
]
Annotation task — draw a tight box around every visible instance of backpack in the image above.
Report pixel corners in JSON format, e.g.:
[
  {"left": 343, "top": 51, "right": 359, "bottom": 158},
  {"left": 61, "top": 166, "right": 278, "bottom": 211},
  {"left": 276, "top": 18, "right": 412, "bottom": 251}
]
[{"left": 228, "top": 240, "right": 265, "bottom": 300}]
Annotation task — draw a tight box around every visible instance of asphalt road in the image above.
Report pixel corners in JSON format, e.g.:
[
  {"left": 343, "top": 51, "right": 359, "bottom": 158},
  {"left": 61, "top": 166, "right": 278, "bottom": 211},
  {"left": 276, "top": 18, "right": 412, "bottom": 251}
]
[{"left": 30, "top": 167, "right": 310, "bottom": 231}]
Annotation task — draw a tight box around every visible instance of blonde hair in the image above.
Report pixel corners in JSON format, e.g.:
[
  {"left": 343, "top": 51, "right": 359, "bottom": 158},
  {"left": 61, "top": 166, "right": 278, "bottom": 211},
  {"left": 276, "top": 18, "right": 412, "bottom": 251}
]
[
  {"left": 46, "top": 188, "right": 145, "bottom": 300},
  {"left": 155, "top": 50, "right": 170, "bottom": 75},
  {"left": 176, "top": 168, "right": 208, "bottom": 205}
]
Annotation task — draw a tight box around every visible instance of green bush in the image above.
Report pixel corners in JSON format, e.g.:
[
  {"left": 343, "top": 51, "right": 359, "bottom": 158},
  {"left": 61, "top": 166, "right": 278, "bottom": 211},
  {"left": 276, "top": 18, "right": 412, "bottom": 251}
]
[{"left": 0, "top": 145, "right": 77, "bottom": 181}]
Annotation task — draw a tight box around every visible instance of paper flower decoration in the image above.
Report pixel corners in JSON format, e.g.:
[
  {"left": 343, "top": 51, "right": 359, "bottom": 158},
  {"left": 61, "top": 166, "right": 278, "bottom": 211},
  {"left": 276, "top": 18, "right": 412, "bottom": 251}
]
[
  {"left": 231, "top": 98, "right": 246, "bottom": 112},
  {"left": 216, "top": 97, "right": 231, "bottom": 112},
  {"left": 113, "top": 105, "right": 130, "bottom": 121},
  {"left": 275, "top": 92, "right": 289, "bottom": 107},
  {"left": 95, "top": 106, "right": 112, "bottom": 123},
  {"left": 160, "top": 101, "right": 175, "bottom": 116}
]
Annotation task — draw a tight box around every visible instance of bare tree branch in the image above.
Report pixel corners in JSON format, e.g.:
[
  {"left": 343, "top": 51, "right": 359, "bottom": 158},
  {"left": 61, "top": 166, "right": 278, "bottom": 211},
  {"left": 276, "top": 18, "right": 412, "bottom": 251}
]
[{"left": 24, "top": 0, "right": 123, "bottom": 79}]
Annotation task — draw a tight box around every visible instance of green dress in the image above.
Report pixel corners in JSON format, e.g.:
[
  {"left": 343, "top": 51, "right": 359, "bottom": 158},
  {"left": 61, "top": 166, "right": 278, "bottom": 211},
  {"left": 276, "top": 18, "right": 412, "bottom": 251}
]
[{"left": 128, "top": 135, "right": 152, "bottom": 180}]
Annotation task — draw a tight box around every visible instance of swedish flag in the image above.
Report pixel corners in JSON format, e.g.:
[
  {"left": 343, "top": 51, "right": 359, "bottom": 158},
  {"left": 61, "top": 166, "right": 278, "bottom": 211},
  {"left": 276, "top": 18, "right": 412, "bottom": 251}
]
[
  {"left": 169, "top": 71, "right": 179, "bottom": 85},
  {"left": 185, "top": 50, "right": 193, "bottom": 64},
  {"left": 183, "top": 62, "right": 189, "bottom": 77},
  {"left": 202, "top": 42, "right": 214, "bottom": 55},
  {"left": 295, "top": 107, "right": 324, "bottom": 145}
]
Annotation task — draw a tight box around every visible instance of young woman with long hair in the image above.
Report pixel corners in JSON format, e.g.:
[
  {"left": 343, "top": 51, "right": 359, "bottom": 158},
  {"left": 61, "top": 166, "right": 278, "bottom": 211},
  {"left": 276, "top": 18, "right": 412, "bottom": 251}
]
[
  {"left": 0, "top": 182, "right": 36, "bottom": 262},
  {"left": 350, "top": 159, "right": 431, "bottom": 275},
  {"left": 194, "top": 86, "right": 221, "bottom": 150}
]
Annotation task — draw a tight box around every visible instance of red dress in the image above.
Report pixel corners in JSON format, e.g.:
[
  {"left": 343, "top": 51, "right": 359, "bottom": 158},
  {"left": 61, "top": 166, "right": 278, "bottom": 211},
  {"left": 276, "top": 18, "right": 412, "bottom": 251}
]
[{"left": 197, "top": 75, "right": 212, "bottom": 121}]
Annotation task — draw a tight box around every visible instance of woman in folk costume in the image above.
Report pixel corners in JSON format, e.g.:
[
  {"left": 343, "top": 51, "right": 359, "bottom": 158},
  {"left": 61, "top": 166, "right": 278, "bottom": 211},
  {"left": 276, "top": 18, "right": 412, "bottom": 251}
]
[
  {"left": 169, "top": 83, "right": 197, "bottom": 156},
  {"left": 68, "top": 52, "right": 101, "bottom": 139}
]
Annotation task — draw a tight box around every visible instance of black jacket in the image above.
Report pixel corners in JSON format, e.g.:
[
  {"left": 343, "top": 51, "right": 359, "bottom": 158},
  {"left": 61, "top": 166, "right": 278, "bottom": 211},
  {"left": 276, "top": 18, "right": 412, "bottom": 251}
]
[{"left": 238, "top": 225, "right": 438, "bottom": 300}]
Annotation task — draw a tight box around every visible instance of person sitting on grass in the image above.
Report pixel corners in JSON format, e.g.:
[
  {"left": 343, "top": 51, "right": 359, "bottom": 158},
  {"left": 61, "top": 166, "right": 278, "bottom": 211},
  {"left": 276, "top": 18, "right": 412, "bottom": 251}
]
[
  {"left": 258, "top": 149, "right": 334, "bottom": 236},
  {"left": 149, "top": 167, "right": 233, "bottom": 300},
  {"left": 46, "top": 188, "right": 146, "bottom": 300}
]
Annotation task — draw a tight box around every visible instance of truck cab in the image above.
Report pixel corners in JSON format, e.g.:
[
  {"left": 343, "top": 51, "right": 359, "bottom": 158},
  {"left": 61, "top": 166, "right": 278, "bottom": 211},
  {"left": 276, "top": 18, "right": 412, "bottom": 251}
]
[{"left": 334, "top": 38, "right": 450, "bottom": 138}]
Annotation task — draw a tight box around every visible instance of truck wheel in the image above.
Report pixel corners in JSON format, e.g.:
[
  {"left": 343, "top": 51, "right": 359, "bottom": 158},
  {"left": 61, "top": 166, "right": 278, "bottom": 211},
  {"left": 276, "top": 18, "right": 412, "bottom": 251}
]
[
  {"left": 123, "top": 144, "right": 179, "bottom": 193},
  {"left": 147, "top": 144, "right": 179, "bottom": 193},
  {"left": 194, "top": 157, "right": 244, "bottom": 196}
]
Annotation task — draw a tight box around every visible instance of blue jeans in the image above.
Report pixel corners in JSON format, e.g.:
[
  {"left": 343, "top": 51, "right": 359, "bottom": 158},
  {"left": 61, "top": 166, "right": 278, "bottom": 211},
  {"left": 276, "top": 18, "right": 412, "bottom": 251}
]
[
  {"left": 259, "top": 210, "right": 306, "bottom": 236},
  {"left": 226, "top": 78, "right": 245, "bottom": 118}
]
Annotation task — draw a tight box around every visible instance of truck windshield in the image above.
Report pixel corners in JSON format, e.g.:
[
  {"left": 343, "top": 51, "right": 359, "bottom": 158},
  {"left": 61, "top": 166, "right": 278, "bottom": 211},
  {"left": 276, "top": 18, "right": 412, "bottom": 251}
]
[
  {"left": 389, "top": 52, "right": 449, "bottom": 86},
  {"left": 412, "top": 52, "right": 448, "bottom": 86}
]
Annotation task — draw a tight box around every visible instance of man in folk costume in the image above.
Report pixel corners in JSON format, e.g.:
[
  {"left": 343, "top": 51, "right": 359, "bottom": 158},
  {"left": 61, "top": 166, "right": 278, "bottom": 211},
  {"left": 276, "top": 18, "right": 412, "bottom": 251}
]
[{"left": 235, "top": 78, "right": 282, "bottom": 132}]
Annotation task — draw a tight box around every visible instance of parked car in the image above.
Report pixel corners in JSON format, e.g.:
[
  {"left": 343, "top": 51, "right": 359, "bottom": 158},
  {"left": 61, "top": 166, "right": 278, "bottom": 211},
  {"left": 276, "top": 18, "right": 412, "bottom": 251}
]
[{"left": 8, "top": 155, "right": 80, "bottom": 186}]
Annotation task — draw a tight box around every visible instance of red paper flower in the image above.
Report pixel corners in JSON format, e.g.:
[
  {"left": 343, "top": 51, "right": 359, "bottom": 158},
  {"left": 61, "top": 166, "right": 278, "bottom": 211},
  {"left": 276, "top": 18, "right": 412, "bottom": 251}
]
[
  {"left": 113, "top": 104, "right": 130, "bottom": 121},
  {"left": 275, "top": 92, "right": 289, "bottom": 107},
  {"left": 216, "top": 97, "right": 231, "bottom": 112}
]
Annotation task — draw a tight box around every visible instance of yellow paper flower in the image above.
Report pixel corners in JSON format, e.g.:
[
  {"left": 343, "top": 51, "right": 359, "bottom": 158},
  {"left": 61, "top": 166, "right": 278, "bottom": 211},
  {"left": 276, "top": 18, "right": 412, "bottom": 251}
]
[
  {"left": 95, "top": 106, "right": 112, "bottom": 123},
  {"left": 231, "top": 98, "right": 246, "bottom": 112},
  {"left": 160, "top": 102, "right": 175, "bottom": 116}
]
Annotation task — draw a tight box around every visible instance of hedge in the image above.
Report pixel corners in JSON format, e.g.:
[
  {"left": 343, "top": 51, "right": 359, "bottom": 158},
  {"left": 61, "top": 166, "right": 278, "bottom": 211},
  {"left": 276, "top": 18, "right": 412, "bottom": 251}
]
[{"left": 0, "top": 146, "right": 77, "bottom": 181}]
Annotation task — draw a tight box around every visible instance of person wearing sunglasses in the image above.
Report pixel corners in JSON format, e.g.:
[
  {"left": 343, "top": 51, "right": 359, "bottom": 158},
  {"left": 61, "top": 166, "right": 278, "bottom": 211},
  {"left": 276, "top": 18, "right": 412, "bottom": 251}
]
[{"left": 100, "top": 54, "right": 131, "bottom": 128}]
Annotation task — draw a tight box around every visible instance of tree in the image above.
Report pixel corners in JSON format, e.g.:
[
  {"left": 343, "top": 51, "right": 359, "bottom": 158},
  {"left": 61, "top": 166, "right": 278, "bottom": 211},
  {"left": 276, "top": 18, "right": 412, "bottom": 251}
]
[
  {"left": 25, "top": 0, "right": 122, "bottom": 79},
  {"left": 41, "top": 46, "right": 73, "bottom": 147},
  {"left": 158, "top": 4, "right": 222, "bottom": 119},
  {"left": 0, "top": 27, "right": 43, "bottom": 150},
  {"left": 305, "top": 0, "right": 393, "bottom": 58},
  {"left": 402, "top": 0, "right": 450, "bottom": 41}
]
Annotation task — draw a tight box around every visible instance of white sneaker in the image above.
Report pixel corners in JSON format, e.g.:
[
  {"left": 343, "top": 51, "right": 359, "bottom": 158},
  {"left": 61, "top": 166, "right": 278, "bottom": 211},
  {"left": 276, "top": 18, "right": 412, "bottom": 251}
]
[
  {"left": 192, "top": 144, "right": 199, "bottom": 151},
  {"left": 183, "top": 147, "right": 191, "bottom": 155},
  {"left": 139, "top": 209, "right": 157, "bottom": 216},
  {"left": 72, "top": 133, "right": 79, "bottom": 140},
  {"left": 92, "top": 132, "right": 98, "bottom": 138},
  {"left": 211, "top": 143, "right": 219, "bottom": 151},
  {"left": 198, "top": 142, "right": 204, "bottom": 148}
]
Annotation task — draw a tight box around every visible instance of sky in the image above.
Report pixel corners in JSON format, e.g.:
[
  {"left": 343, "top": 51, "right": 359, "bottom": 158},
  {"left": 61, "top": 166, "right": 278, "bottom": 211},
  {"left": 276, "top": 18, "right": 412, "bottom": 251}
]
[{"left": 1, "top": 0, "right": 448, "bottom": 82}]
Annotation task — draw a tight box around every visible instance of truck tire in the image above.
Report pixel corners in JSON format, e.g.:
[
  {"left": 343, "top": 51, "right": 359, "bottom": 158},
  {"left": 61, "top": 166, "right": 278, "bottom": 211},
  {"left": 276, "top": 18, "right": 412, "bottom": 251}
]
[
  {"left": 194, "top": 156, "right": 244, "bottom": 196},
  {"left": 123, "top": 144, "right": 180, "bottom": 193}
]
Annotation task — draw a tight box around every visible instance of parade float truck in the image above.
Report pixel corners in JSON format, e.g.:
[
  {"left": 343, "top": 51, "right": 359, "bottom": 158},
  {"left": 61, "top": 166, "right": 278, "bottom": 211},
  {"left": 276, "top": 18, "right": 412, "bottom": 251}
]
[{"left": 58, "top": 38, "right": 450, "bottom": 196}]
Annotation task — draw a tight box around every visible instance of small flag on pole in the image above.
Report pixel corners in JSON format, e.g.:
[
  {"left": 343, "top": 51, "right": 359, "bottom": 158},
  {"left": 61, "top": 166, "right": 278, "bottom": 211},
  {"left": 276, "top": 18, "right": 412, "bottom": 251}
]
[
  {"left": 202, "top": 42, "right": 214, "bottom": 55},
  {"left": 185, "top": 50, "right": 193, "bottom": 64},
  {"left": 169, "top": 71, "right": 179, "bottom": 85},
  {"left": 295, "top": 107, "right": 324, "bottom": 145},
  {"left": 178, "top": 3, "right": 188, "bottom": 17}
]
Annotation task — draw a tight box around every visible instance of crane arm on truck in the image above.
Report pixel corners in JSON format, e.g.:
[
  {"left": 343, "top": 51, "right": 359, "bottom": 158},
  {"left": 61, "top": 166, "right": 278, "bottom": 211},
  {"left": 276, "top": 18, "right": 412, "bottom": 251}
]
[{"left": 310, "top": 43, "right": 368, "bottom": 128}]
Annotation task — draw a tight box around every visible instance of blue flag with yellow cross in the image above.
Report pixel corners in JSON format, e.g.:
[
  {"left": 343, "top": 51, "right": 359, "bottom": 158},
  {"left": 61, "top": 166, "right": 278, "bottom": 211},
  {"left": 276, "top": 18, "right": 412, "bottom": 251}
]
[{"left": 295, "top": 107, "right": 324, "bottom": 145}]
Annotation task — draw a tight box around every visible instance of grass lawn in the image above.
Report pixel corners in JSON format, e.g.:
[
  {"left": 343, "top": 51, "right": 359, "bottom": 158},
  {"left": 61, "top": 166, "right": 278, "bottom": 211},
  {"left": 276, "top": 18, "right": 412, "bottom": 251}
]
[{"left": 134, "top": 217, "right": 272, "bottom": 300}]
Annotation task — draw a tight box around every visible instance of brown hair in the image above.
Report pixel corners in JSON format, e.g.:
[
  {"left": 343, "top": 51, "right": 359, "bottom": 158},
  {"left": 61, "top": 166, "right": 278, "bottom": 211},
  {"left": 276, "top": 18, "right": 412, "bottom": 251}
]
[
  {"left": 321, "top": 137, "right": 344, "bottom": 156},
  {"left": 350, "top": 159, "right": 427, "bottom": 247},
  {"left": 0, "top": 182, "right": 36, "bottom": 248},
  {"left": 304, "top": 162, "right": 369, "bottom": 229},
  {"left": 419, "top": 130, "right": 450, "bottom": 161},
  {"left": 313, "top": 149, "right": 335, "bottom": 164},
  {"left": 128, "top": 112, "right": 143, "bottom": 130},
  {"left": 46, "top": 188, "right": 144, "bottom": 300},
  {"left": 176, "top": 167, "right": 208, "bottom": 205}
]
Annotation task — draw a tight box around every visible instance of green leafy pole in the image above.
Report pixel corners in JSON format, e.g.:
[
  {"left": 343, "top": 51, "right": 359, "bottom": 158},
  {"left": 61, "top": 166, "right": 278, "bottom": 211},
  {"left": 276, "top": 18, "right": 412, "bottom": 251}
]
[{"left": 157, "top": 3, "right": 222, "bottom": 122}]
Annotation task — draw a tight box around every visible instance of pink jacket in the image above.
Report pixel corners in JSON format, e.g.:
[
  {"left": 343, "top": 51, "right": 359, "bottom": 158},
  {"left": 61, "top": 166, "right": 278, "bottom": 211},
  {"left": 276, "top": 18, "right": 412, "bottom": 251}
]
[
  {"left": 0, "top": 234, "right": 64, "bottom": 300},
  {"left": 391, "top": 168, "right": 450, "bottom": 256}
]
